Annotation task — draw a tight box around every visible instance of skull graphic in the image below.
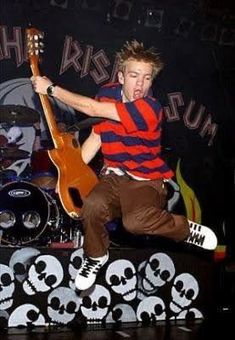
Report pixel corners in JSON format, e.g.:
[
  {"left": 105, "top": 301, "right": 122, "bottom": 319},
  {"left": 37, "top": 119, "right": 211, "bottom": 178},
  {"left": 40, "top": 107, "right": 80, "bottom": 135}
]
[
  {"left": 9, "top": 247, "right": 40, "bottom": 282},
  {"left": 174, "top": 307, "right": 203, "bottom": 320},
  {"left": 7, "top": 126, "right": 23, "bottom": 143},
  {"left": 137, "top": 252, "right": 175, "bottom": 296},
  {"left": 22, "top": 254, "right": 64, "bottom": 295},
  {"left": 105, "top": 259, "right": 137, "bottom": 301},
  {"left": 0, "top": 264, "right": 15, "bottom": 310},
  {"left": 170, "top": 273, "right": 199, "bottom": 314},
  {"left": 68, "top": 247, "right": 84, "bottom": 290},
  {"left": 137, "top": 296, "right": 166, "bottom": 323},
  {"left": 105, "top": 303, "right": 137, "bottom": 323},
  {"left": 47, "top": 286, "right": 81, "bottom": 325},
  {"left": 8, "top": 304, "right": 45, "bottom": 327},
  {"left": 80, "top": 284, "right": 111, "bottom": 321}
]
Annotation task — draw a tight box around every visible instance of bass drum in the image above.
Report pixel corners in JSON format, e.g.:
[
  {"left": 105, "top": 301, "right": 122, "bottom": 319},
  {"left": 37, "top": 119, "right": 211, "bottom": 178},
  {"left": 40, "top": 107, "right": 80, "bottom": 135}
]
[{"left": 0, "top": 181, "right": 60, "bottom": 245}]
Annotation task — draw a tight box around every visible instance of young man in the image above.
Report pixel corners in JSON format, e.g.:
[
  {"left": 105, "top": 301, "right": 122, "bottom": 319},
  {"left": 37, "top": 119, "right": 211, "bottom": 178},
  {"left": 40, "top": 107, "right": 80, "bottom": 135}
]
[{"left": 31, "top": 40, "right": 217, "bottom": 291}]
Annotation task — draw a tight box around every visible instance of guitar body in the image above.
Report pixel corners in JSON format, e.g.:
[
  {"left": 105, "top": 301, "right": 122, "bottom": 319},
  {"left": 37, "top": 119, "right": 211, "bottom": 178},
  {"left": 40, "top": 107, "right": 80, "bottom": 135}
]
[
  {"left": 48, "top": 133, "right": 98, "bottom": 218},
  {"left": 27, "top": 27, "right": 98, "bottom": 219}
]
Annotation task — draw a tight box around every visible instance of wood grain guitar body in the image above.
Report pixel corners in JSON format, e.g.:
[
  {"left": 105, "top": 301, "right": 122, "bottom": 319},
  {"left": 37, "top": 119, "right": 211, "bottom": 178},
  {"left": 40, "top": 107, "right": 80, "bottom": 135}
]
[{"left": 27, "top": 27, "right": 98, "bottom": 219}]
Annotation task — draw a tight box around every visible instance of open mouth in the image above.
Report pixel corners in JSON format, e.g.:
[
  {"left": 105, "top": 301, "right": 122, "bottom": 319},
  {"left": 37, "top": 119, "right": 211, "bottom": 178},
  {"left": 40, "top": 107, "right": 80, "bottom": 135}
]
[{"left": 133, "top": 90, "right": 142, "bottom": 99}]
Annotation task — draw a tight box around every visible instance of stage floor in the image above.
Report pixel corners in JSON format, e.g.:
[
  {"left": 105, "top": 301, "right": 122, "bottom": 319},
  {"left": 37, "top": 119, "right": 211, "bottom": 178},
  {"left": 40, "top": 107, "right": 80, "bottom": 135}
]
[{"left": 1, "top": 310, "right": 234, "bottom": 340}]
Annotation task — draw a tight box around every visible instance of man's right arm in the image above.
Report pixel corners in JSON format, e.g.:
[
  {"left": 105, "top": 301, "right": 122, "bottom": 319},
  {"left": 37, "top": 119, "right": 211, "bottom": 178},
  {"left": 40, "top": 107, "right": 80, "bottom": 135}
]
[
  {"left": 31, "top": 76, "right": 120, "bottom": 122},
  {"left": 81, "top": 129, "right": 101, "bottom": 164}
]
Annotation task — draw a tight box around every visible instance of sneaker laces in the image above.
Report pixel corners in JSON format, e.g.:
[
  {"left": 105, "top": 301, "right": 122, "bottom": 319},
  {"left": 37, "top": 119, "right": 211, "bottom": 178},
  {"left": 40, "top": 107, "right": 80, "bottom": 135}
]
[
  {"left": 79, "top": 257, "right": 102, "bottom": 278},
  {"left": 187, "top": 230, "right": 205, "bottom": 247},
  {"left": 187, "top": 223, "right": 205, "bottom": 247}
]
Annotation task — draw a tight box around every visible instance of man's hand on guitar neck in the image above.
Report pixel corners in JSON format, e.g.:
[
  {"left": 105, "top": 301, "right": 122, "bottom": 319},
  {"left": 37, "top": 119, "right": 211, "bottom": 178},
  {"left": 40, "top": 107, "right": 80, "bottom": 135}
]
[{"left": 31, "top": 76, "right": 53, "bottom": 95}]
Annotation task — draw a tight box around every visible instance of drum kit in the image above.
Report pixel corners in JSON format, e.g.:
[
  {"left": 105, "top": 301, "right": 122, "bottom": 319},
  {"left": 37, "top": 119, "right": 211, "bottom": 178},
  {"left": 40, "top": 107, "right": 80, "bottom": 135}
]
[{"left": 0, "top": 105, "right": 81, "bottom": 246}]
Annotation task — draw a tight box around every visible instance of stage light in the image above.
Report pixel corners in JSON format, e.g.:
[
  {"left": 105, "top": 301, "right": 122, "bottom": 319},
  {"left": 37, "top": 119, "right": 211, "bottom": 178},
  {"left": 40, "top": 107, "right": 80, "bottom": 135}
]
[
  {"left": 50, "top": 0, "right": 68, "bottom": 9},
  {"left": 112, "top": 0, "right": 133, "bottom": 21},
  {"left": 144, "top": 9, "right": 164, "bottom": 29}
]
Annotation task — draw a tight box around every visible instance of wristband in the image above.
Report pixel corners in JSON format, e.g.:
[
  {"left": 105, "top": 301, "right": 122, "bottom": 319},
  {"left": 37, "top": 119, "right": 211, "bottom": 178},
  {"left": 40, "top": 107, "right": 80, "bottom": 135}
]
[{"left": 47, "top": 83, "right": 56, "bottom": 97}]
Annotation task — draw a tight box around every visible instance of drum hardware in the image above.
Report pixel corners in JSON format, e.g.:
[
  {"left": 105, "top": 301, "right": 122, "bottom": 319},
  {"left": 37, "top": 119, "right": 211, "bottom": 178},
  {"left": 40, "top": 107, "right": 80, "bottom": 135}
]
[
  {"left": 0, "top": 147, "right": 30, "bottom": 160},
  {"left": 0, "top": 181, "right": 60, "bottom": 246},
  {"left": 0, "top": 170, "right": 18, "bottom": 184},
  {"left": 0, "top": 180, "right": 83, "bottom": 246},
  {"left": 0, "top": 105, "right": 40, "bottom": 126},
  {"left": 49, "top": 226, "right": 84, "bottom": 249},
  {"left": 30, "top": 149, "right": 57, "bottom": 191}
]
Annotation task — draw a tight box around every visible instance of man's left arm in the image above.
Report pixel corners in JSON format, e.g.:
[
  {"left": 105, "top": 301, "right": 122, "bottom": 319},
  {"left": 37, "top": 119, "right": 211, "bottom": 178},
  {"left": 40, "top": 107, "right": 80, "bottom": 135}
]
[{"left": 81, "top": 129, "right": 101, "bottom": 164}]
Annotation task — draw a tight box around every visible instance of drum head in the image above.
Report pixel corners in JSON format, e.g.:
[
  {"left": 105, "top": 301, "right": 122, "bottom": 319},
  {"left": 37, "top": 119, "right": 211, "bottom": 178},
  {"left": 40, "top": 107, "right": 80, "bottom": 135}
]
[{"left": 0, "top": 181, "right": 54, "bottom": 245}]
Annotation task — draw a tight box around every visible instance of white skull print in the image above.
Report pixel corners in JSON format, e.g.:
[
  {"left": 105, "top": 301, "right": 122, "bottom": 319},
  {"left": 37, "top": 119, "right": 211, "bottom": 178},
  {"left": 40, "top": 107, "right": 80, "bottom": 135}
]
[
  {"left": 9, "top": 247, "right": 41, "bottom": 282},
  {"left": 80, "top": 284, "right": 111, "bottom": 321},
  {"left": 173, "top": 307, "right": 203, "bottom": 320},
  {"left": 22, "top": 254, "right": 64, "bottom": 295},
  {"left": 105, "top": 259, "right": 137, "bottom": 301},
  {"left": 170, "top": 273, "right": 199, "bottom": 314},
  {"left": 138, "top": 252, "right": 175, "bottom": 293},
  {"left": 47, "top": 286, "right": 81, "bottom": 325},
  {"left": 8, "top": 304, "right": 45, "bottom": 327},
  {"left": 0, "top": 264, "right": 15, "bottom": 310},
  {"left": 137, "top": 296, "right": 166, "bottom": 322},
  {"left": 68, "top": 248, "right": 84, "bottom": 290},
  {"left": 105, "top": 303, "right": 137, "bottom": 323}
]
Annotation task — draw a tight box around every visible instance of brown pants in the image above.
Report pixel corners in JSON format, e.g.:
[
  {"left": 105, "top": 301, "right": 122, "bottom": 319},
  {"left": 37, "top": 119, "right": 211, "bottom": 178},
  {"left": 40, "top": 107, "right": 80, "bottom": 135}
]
[{"left": 81, "top": 174, "right": 190, "bottom": 257}]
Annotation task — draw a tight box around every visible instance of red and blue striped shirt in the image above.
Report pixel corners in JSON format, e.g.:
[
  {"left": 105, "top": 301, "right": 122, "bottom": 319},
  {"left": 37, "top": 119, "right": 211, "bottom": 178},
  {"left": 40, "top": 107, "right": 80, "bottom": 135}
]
[{"left": 94, "top": 83, "right": 174, "bottom": 180}]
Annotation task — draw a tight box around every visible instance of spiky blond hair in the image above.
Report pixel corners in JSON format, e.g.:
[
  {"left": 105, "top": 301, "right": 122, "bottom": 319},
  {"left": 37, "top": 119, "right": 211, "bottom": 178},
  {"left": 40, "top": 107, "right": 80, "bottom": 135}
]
[{"left": 117, "top": 40, "right": 164, "bottom": 78}]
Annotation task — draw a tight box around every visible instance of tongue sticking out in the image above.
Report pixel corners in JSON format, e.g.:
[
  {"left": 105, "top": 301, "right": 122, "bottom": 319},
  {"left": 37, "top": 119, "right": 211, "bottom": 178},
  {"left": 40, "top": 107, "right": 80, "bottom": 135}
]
[{"left": 134, "top": 90, "right": 142, "bottom": 100}]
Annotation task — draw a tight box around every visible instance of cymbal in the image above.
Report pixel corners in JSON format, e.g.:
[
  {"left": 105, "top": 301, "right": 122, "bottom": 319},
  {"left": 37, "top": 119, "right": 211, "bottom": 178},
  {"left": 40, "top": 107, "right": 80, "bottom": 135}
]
[
  {"left": 0, "top": 105, "right": 40, "bottom": 126},
  {"left": 0, "top": 147, "right": 30, "bottom": 159}
]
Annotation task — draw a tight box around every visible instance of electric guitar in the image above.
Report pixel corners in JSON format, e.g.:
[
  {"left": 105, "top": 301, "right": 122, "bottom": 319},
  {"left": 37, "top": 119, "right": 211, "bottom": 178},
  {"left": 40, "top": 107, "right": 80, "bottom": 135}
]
[{"left": 26, "top": 27, "right": 98, "bottom": 219}]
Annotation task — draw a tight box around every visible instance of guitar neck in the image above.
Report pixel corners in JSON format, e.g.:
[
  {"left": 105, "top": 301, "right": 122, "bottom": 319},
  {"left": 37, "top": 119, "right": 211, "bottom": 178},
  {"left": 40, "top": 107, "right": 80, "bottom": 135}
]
[{"left": 30, "top": 62, "right": 60, "bottom": 148}]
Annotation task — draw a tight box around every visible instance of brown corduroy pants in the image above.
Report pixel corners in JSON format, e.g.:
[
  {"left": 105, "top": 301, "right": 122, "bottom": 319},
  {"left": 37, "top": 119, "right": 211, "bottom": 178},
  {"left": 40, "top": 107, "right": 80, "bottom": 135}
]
[{"left": 81, "top": 173, "right": 190, "bottom": 258}]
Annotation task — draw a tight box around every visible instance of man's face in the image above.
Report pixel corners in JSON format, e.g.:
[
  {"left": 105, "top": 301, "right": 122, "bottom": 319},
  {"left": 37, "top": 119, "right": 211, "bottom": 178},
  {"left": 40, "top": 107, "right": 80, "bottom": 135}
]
[{"left": 118, "top": 59, "right": 153, "bottom": 103}]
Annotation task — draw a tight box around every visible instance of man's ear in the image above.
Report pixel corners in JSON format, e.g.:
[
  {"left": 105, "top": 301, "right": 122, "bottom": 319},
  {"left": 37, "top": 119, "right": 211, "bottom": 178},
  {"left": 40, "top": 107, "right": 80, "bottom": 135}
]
[{"left": 118, "top": 71, "right": 124, "bottom": 85}]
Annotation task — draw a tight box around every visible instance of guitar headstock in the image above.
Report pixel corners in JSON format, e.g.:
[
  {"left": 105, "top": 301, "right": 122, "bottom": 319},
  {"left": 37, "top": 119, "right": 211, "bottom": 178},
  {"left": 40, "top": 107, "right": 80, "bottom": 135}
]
[{"left": 26, "top": 27, "right": 44, "bottom": 61}]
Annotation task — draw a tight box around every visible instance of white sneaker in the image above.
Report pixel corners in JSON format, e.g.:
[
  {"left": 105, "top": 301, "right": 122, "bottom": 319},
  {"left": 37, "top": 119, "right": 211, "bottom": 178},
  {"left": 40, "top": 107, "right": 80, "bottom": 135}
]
[
  {"left": 75, "top": 252, "right": 109, "bottom": 291},
  {"left": 185, "top": 220, "right": 218, "bottom": 250}
]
